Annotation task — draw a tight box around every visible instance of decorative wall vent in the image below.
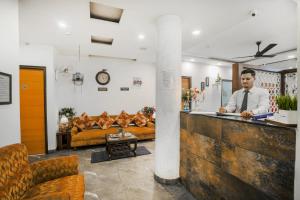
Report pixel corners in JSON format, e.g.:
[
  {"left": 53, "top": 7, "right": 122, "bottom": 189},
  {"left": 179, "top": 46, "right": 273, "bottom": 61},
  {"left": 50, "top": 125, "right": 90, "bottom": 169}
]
[
  {"left": 91, "top": 35, "right": 113, "bottom": 45},
  {"left": 90, "top": 2, "right": 123, "bottom": 23}
]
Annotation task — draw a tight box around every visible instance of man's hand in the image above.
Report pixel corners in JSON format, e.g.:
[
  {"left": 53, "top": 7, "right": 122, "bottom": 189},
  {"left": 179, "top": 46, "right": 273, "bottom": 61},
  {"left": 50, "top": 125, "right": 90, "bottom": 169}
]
[
  {"left": 240, "top": 111, "right": 253, "bottom": 118},
  {"left": 219, "top": 107, "right": 227, "bottom": 113}
]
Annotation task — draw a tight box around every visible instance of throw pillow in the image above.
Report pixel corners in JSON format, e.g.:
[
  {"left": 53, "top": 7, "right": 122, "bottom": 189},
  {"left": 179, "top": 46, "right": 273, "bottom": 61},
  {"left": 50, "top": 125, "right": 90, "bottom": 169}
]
[
  {"left": 79, "top": 112, "right": 94, "bottom": 129},
  {"left": 116, "top": 111, "right": 132, "bottom": 128},
  {"left": 132, "top": 112, "right": 148, "bottom": 127},
  {"left": 146, "top": 121, "right": 155, "bottom": 128},
  {"left": 97, "top": 112, "right": 115, "bottom": 129},
  {"left": 72, "top": 118, "right": 85, "bottom": 131}
]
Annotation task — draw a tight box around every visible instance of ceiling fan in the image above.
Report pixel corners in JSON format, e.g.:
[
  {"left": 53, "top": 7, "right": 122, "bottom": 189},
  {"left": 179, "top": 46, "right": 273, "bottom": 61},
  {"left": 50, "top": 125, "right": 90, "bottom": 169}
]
[{"left": 233, "top": 41, "right": 277, "bottom": 59}]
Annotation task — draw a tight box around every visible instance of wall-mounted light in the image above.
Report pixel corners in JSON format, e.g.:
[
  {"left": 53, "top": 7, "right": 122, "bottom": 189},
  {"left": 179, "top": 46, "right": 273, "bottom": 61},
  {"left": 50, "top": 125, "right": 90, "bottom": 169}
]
[{"left": 72, "top": 72, "right": 84, "bottom": 86}]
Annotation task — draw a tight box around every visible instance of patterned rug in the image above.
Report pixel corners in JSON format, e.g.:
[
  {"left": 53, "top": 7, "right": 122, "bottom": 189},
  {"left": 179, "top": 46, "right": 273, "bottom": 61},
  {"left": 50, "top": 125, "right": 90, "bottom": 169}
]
[{"left": 91, "top": 146, "right": 151, "bottom": 163}]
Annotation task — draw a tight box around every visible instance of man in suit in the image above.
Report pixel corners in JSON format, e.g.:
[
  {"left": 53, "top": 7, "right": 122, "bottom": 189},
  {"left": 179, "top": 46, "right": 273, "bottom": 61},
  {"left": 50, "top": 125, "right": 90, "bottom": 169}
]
[{"left": 219, "top": 69, "right": 269, "bottom": 118}]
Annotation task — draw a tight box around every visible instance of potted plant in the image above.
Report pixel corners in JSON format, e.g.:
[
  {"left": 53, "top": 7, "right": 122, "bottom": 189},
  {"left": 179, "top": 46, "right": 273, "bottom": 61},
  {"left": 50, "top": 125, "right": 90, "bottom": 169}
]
[
  {"left": 59, "top": 107, "right": 76, "bottom": 121},
  {"left": 275, "top": 95, "right": 297, "bottom": 124},
  {"left": 142, "top": 106, "right": 156, "bottom": 121}
]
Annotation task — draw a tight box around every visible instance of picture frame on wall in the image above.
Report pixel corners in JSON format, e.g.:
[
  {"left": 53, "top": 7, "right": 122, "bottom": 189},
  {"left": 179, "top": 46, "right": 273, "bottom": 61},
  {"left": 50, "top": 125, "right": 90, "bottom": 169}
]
[
  {"left": 201, "top": 82, "right": 205, "bottom": 91},
  {"left": 0, "top": 72, "right": 12, "bottom": 105},
  {"left": 205, "top": 76, "right": 209, "bottom": 87},
  {"left": 133, "top": 77, "right": 142, "bottom": 87}
]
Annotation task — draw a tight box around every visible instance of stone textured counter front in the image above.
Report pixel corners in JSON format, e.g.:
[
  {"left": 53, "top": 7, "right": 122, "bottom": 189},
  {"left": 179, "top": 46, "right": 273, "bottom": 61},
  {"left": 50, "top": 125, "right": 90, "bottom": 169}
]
[{"left": 180, "top": 112, "right": 296, "bottom": 200}]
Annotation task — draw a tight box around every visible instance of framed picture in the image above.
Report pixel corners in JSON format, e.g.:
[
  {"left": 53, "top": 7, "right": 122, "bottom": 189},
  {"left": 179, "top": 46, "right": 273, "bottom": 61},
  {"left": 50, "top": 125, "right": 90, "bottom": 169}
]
[
  {"left": 133, "top": 77, "right": 142, "bottom": 87},
  {"left": 205, "top": 76, "right": 209, "bottom": 87},
  {"left": 120, "top": 87, "right": 129, "bottom": 91},
  {"left": 98, "top": 87, "right": 108, "bottom": 91},
  {"left": 0, "top": 72, "right": 12, "bottom": 105},
  {"left": 201, "top": 82, "right": 205, "bottom": 91}
]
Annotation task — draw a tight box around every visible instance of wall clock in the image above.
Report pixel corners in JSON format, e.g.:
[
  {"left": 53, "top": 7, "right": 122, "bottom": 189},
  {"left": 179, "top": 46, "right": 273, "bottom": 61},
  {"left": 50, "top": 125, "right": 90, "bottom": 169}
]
[{"left": 95, "top": 70, "right": 110, "bottom": 85}]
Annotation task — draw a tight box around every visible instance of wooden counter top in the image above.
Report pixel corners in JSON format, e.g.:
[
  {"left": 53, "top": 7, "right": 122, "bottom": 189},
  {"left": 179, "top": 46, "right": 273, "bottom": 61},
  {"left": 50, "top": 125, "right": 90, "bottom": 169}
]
[
  {"left": 181, "top": 111, "right": 296, "bottom": 130},
  {"left": 180, "top": 112, "right": 295, "bottom": 200}
]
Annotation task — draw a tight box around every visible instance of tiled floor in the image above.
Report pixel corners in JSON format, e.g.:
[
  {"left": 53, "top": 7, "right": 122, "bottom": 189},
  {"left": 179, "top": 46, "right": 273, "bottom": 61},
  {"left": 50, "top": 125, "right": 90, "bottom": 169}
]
[{"left": 30, "top": 141, "right": 196, "bottom": 200}]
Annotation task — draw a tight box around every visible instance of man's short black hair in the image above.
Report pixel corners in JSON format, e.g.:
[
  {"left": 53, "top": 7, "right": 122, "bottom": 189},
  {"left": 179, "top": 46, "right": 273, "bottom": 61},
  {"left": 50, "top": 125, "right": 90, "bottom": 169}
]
[{"left": 241, "top": 69, "right": 255, "bottom": 77}]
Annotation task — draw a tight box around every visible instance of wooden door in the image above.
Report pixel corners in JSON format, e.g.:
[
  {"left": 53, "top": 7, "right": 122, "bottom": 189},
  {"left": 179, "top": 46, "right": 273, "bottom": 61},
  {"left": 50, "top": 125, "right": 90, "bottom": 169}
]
[
  {"left": 181, "top": 76, "right": 191, "bottom": 110},
  {"left": 20, "top": 67, "right": 46, "bottom": 155}
]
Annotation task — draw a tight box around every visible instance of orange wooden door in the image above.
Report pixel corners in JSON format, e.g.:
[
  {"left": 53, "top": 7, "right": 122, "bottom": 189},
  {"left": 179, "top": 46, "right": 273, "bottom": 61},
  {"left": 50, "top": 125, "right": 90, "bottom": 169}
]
[
  {"left": 20, "top": 68, "right": 46, "bottom": 155},
  {"left": 181, "top": 76, "right": 191, "bottom": 110}
]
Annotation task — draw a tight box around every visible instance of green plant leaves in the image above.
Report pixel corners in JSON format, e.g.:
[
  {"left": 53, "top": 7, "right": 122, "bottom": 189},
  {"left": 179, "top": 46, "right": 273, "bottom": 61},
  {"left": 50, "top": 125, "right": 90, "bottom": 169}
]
[
  {"left": 59, "top": 107, "right": 76, "bottom": 118},
  {"left": 275, "top": 95, "right": 297, "bottom": 111}
]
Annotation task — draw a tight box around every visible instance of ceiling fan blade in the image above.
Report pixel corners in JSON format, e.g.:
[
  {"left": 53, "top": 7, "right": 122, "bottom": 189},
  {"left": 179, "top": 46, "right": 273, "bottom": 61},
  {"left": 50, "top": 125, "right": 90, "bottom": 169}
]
[
  {"left": 258, "top": 54, "right": 276, "bottom": 58},
  {"left": 231, "top": 56, "right": 254, "bottom": 59},
  {"left": 257, "top": 43, "right": 277, "bottom": 56}
]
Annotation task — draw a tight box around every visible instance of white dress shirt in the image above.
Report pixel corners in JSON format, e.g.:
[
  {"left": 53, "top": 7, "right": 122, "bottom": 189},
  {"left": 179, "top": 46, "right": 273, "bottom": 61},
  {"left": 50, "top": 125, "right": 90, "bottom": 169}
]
[{"left": 225, "top": 86, "right": 269, "bottom": 114}]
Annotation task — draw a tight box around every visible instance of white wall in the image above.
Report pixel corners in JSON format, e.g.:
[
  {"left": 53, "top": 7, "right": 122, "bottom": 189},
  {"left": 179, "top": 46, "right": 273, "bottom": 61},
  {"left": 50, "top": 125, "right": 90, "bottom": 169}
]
[
  {"left": 19, "top": 44, "right": 57, "bottom": 150},
  {"left": 55, "top": 55, "right": 156, "bottom": 115},
  {"left": 181, "top": 62, "right": 232, "bottom": 111},
  {"left": 0, "top": 0, "right": 20, "bottom": 147}
]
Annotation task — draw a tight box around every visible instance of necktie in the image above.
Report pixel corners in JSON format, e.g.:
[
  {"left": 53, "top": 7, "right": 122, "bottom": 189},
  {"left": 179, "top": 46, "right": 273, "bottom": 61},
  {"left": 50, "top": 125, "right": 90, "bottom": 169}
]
[{"left": 240, "top": 90, "right": 249, "bottom": 113}]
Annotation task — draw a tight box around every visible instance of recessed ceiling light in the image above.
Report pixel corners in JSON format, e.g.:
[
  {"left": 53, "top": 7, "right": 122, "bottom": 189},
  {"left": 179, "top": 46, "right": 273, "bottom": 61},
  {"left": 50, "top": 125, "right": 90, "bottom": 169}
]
[
  {"left": 288, "top": 55, "right": 296, "bottom": 59},
  {"left": 190, "top": 58, "right": 195, "bottom": 62},
  {"left": 217, "top": 62, "right": 222, "bottom": 66},
  {"left": 58, "top": 21, "right": 67, "bottom": 29},
  {"left": 138, "top": 34, "right": 145, "bottom": 40},
  {"left": 192, "top": 30, "right": 201, "bottom": 36}
]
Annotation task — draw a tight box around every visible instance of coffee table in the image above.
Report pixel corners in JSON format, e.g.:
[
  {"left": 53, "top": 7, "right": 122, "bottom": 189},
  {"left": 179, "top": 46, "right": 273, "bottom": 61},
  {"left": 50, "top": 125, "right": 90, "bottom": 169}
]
[{"left": 105, "top": 133, "right": 138, "bottom": 160}]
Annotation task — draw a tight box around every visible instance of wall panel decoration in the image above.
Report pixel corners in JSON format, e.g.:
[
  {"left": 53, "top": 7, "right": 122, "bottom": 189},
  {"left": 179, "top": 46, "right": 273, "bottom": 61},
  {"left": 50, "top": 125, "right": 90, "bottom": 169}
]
[
  {"left": 284, "top": 72, "right": 297, "bottom": 96},
  {"left": 253, "top": 70, "right": 281, "bottom": 112}
]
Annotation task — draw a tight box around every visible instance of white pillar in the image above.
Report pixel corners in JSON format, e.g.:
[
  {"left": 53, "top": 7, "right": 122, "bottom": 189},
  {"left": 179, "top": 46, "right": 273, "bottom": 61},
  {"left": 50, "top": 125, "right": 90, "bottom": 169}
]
[
  {"left": 154, "top": 15, "right": 181, "bottom": 183},
  {"left": 295, "top": 1, "right": 300, "bottom": 198}
]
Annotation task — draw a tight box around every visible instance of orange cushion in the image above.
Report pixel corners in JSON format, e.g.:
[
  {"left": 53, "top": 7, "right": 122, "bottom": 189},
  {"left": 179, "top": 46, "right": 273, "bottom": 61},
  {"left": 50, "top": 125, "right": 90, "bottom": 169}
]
[
  {"left": 132, "top": 112, "right": 148, "bottom": 127},
  {"left": 97, "top": 112, "right": 115, "bottom": 129},
  {"left": 73, "top": 119, "right": 85, "bottom": 131},
  {"left": 116, "top": 111, "right": 132, "bottom": 128},
  {"left": 79, "top": 112, "right": 95, "bottom": 130},
  {"left": 23, "top": 175, "right": 84, "bottom": 200},
  {"left": 124, "top": 126, "right": 155, "bottom": 135},
  {"left": 72, "top": 128, "right": 118, "bottom": 141}
]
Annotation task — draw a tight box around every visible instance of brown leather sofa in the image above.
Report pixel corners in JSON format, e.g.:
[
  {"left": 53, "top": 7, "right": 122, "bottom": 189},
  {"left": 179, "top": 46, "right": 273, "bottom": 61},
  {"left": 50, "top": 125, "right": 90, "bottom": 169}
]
[
  {"left": 0, "top": 143, "right": 84, "bottom": 200},
  {"left": 71, "top": 115, "right": 155, "bottom": 148}
]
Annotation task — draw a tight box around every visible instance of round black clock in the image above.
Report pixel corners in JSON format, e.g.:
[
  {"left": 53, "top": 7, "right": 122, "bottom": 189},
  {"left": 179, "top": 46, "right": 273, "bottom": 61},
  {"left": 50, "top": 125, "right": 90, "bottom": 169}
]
[{"left": 95, "top": 70, "right": 110, "bottom": 85}]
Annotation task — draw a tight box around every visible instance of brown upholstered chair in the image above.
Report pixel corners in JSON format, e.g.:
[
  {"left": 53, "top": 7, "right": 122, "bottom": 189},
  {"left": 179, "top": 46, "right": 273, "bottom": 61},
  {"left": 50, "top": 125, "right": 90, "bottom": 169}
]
[{"left": 0, "top": 143, "right": 84, "bottom": 200}]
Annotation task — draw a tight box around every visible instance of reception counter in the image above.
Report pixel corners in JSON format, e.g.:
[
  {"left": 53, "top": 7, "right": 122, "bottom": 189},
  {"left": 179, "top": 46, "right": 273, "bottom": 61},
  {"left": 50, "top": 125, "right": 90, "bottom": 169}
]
[{"left": 180, "top": 112, "right": 296, "bottom": 200}]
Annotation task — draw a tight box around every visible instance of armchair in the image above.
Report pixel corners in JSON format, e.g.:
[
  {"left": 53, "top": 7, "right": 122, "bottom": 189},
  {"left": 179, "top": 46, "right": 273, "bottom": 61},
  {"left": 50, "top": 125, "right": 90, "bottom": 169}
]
[{"left": 0, "top": 143, "right": 84, "bottom": 200}]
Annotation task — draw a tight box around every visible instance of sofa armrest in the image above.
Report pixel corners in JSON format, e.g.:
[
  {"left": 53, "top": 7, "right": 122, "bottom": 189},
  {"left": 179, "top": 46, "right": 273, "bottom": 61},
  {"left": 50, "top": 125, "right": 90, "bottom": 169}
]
[
  {"left": 30, "top": 155, "right": 79, "bottom": 185},
  {"left": 71, "top": 126, "right": 79, "bottom": 135},
  {"left": 146, "top": 121, "right": 155, "bottom": 128},
  {"left": 23, "top": 192, "right": 70, "bottom": 200}
]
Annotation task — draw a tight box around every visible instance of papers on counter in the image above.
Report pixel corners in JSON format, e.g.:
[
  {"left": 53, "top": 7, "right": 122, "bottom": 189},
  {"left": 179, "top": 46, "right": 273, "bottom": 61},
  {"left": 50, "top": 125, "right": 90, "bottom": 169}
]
[
  {"left": 189, "top": 111, "right": 241, "bottom": 117},
  {"left": 216, "top": 112, "right": 241, "bottom": 116},
  {"left": 189, "top": 111, "right": 216, "bottom": 115}
]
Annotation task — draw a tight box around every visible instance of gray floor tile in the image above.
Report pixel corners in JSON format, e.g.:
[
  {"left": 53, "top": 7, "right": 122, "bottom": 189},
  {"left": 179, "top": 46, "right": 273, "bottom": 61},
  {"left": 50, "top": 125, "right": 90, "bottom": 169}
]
[{"left": 34, "top": 141, "right": 196, "bottom": 200}]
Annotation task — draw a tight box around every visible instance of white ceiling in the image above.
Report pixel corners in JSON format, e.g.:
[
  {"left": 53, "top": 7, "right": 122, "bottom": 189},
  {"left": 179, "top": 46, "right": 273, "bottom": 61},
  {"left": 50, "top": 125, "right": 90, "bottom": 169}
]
[{"left": 19, "top": 0, "right": 297, "bottom": 68}]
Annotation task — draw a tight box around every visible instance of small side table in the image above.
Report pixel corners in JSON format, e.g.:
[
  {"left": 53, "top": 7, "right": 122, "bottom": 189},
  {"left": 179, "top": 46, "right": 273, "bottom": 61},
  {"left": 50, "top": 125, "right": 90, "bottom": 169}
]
[{"left": 56, "top": 131, "right": 71, "bottom": 150}]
